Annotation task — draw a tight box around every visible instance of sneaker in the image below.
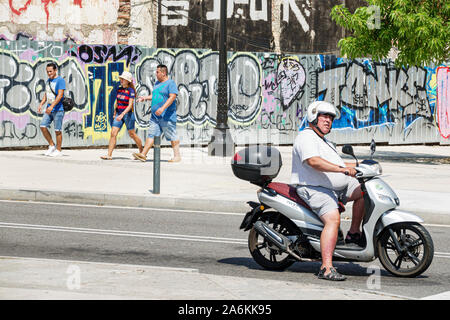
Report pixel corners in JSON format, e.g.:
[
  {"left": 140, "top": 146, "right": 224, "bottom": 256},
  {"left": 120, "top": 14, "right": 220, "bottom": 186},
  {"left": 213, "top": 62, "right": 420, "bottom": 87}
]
[
  {"left": 345, "top": 231, "right": 365, "bottom": 247},
  {"left": 44, "top": 145, "right": 56, "bottom": 156},
  {"left": 48, "top": 149, "right": 62, "bottom": 157}
]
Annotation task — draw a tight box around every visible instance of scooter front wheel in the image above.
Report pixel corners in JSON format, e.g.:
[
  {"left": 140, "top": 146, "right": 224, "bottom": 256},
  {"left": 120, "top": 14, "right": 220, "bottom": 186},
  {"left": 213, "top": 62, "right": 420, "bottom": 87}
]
[
  {"left": 248, "top": 212, "right": 297, "bottom": 271},
  {"left": 377, "top": 222, "right": 434, "bottom": 277}
]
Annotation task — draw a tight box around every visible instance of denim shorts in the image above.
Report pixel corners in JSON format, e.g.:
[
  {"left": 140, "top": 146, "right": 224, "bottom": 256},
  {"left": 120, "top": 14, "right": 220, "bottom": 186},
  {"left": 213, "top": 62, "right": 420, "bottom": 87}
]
[
  {"left": 40, "top": 110, "right": 65, "bottom": 132},
  {"left": 148, "top": 117, "right": 178, "bottom": 141},
  {"left": 296, "top": 178, "right": 360, "bottom": 217},
  {"left": 112, "top": 111, "right": 136, "bottom": 131}
]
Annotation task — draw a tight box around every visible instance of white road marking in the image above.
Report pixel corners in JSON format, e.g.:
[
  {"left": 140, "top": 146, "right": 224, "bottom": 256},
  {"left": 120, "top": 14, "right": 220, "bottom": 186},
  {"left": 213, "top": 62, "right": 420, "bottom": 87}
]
[
  {"left": 423, "top": 223, "right": 450, "bottom": 228},
  {"left": 3, "top": 221, "right": 449, "bottom": 258},
  {"left": 0, "top": 222, "right": 248, "bottom": 245},
  {"left": 434, "top": 252, "right": 450, "bottom": 259}
]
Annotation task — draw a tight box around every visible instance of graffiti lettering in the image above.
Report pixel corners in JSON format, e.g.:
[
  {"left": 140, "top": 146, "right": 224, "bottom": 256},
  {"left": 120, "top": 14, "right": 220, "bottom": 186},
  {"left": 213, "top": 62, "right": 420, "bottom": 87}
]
[
  {"left": 282, "top": 0, "right": 311, "bottom": 32},
  {"left": 64, "top": 121, "right": 84, "bottom": 139},
  {"left": 0, "top": 121, "right": 37, "bottom": 141},
  {"left": 70, "top": 45, "right": 141, "bottom": 67},
  {"left": 0, "top": 51, "right": 86, "bottom": 116},
  {"left": 84, "top": 62, "right": 124, "bottom": 140},
  {"left": 317, "top": 60, "right": 433, "bottom": 131},
  {"left": 135, "top": 49, "right": 261, "bottom": 127}
]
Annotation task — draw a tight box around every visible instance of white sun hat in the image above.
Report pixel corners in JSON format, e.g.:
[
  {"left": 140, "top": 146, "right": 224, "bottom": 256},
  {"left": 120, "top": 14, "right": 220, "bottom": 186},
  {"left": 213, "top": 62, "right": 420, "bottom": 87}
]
[{"left": 119, "top": 70, "right": 133, "bottom": 83}]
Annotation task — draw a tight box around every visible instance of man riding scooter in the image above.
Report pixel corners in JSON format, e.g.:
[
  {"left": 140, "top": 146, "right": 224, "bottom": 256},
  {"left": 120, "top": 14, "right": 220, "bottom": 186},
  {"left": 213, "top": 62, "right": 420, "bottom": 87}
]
[{"left": 291, "top": 101, "right": 365, "bottom": 281}]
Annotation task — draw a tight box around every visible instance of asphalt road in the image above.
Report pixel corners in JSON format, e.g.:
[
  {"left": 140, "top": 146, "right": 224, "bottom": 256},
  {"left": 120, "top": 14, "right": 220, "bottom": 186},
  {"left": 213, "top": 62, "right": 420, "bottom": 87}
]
[{"left": 1, "top": 200, "right": 449, "bottom": 299}]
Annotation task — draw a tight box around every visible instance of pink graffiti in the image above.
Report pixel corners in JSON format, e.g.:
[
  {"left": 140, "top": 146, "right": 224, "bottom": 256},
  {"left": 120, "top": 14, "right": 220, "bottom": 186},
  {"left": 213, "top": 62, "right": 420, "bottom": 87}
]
[
  {"left": 437, "top": 67, "right": 450, "bottom": 139},
  {"left": 0, "top": 110, "right": 30, "bottom": 131},
  {"left": 9, "top": 0, "right": 83, "bottom": 28}
]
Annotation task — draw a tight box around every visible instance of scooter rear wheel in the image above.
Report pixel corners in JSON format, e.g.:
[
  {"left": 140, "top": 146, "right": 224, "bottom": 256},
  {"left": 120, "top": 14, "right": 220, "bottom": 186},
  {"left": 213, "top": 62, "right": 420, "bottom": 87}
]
[
  {"left": 377, "top": 222, "right": 434, "bottom": 277},
  {"left": 248, "top": 212, "right": 298, "bottom": 271}
]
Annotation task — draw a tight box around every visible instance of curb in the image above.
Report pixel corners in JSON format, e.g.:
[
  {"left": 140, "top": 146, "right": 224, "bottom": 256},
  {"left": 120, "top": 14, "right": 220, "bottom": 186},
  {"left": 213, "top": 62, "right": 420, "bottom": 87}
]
[
  {"left": 1, "top": 188, "right": 450, "bottom": 225},
  {"left": 0, "top": 188, "right": 249, "bottom": 214}
]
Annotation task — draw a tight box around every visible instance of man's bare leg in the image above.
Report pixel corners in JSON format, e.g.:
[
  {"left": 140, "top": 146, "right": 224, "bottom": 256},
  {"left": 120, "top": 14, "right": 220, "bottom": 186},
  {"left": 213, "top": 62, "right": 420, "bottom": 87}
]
[
  {"left": 55, "top": 131, "right": 62, "bottom": 151},
  {"left": 107, "top": 127, "right": 120, "bottom": 157},
  {"left": 40, "top": 127, "right": 54, "bottom": 147},
  {"left": 169, "top": 140, "right": 181, "bottom": 162},
  {"left": 128, "top": 129, "right": 143, "bottom": 153},
  {"left": 319, "top": 209, "right": 340, "bottom": 274},
  {"left": 347, "top": 185, "right": 365, "bottom": 234}
]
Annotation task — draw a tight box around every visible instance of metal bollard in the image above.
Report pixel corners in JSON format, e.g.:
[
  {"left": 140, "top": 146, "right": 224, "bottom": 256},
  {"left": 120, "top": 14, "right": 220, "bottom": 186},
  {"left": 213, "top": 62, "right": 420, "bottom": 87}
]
[{"left": 153, "top": 136, "right": 161, "bottom": 194}]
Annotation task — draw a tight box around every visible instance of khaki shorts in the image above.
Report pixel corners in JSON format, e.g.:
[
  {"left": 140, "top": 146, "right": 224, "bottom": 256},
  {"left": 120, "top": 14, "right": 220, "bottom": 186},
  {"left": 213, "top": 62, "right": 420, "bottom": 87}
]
[{"left": 295, "top": 178, "right": 360, "bottom": 217}]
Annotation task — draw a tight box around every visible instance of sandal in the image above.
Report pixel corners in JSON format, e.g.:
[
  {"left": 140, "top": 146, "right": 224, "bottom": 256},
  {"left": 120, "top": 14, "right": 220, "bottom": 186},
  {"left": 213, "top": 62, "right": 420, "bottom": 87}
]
[
  {"left": 132, "top": 152, "right": 147, "bottom": 162},
  {"left": 317, "top": 267, "right": 346, "bottom": 281},
  {"left": 168, "top": 157, "right": 181, "bottom": 163},
  {"left": 100, "top": 156, "right": 112, "bottom": 160}
]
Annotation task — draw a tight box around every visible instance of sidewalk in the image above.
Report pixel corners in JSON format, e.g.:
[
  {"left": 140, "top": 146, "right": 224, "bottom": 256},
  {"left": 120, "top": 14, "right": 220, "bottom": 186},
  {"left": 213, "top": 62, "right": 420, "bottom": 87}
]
[
  {"left": 0, "top": 256, "right": 408, "bottom": 300},
  {"left": 1, "top": 145, "right": 450, "bottom": 300},
  {"left": 1, "top": 145, "right": 450, "bottom": 224}
]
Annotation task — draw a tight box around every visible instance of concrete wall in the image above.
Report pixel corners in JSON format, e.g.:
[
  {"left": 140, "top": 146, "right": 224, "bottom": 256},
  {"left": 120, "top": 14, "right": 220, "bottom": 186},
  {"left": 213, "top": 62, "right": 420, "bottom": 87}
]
[
  {"left": 0, "top": 0, "right": 156, "bottom": 46},
  {"left": 1, "top": 40, "right": 449, "bottom": 149}
]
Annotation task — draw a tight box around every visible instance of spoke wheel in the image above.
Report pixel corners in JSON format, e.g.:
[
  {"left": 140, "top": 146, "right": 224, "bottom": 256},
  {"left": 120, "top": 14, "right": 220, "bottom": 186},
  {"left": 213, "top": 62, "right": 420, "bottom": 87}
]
[
  {"left": 377, "top": 223, "right": 434, "bottom": 277},
  {"left": 248, "top": 212, "right": 299, "bottom": 271}
]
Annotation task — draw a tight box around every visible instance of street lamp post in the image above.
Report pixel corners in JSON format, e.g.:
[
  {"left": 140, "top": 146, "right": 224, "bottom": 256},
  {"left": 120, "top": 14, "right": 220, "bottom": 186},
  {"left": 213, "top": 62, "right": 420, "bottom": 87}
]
[{"left": 208, "top": 0, "right": 235, "bottom": 157}]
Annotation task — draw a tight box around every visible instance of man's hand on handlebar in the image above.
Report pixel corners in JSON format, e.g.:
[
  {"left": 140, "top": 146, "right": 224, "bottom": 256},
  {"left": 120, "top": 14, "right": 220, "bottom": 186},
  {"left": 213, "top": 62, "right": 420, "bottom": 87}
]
[{"left": 340, "top": 166, "right": 357, "bottom": 177}]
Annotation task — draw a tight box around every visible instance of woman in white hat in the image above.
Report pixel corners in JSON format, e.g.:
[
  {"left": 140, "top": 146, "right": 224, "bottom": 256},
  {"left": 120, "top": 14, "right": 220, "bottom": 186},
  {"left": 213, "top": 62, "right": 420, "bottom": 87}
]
[{"left": 101, "top": 71, "right": 143, "bottom": 160}]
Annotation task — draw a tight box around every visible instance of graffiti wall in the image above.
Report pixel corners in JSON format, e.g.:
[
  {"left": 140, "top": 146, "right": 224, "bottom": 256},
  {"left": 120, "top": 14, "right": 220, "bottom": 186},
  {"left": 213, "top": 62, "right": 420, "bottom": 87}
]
[{"left": 0, "top": 39, "right": 449, "bottom": 149}]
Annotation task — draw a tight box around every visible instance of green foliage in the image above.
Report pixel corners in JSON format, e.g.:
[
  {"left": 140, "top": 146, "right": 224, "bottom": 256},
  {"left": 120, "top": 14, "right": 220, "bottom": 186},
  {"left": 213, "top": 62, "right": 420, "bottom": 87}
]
[{"left": 331, "top": 0, "right": 449, "bottom": 66}]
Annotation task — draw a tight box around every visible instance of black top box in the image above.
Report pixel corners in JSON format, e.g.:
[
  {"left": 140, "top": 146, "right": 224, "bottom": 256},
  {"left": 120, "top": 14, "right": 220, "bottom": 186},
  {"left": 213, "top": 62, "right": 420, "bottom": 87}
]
[{"left": 231, "top": 145, "right": 282, "bottom": 186}]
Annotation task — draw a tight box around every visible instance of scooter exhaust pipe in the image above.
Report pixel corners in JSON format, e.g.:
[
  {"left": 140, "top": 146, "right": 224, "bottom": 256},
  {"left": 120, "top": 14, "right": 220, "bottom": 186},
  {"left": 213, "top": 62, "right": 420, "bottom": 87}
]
[{"left": 253, "top": 221, "right": 305, "bottom": 261}]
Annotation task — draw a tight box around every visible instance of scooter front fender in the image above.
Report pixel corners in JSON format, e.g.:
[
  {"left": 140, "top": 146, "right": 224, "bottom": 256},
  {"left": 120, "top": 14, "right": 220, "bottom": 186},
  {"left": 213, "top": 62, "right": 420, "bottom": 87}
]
[{"left": 376, "top": 209, "right": 424, "bottom": 236}]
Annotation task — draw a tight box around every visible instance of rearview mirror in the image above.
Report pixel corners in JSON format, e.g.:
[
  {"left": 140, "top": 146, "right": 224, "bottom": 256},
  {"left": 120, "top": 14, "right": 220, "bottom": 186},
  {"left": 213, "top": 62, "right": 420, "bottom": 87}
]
[
  {"left": 370, "top": 139, "right": 376, "bottom": 159},
  {"left": 342, "top": 145, "right": 354, "bottom": 156},
  {"left": 342, "top": 144, "right": 359, "bottom": 166}
]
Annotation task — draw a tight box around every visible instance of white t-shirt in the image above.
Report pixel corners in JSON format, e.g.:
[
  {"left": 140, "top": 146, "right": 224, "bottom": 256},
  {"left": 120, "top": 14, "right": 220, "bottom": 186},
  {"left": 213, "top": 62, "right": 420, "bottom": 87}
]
[
  {"left": 46, "top": 81, "right": 56, "bottom": 104},
  {"left": 291, "top": 128, "right": 350, "bottom": 190}
]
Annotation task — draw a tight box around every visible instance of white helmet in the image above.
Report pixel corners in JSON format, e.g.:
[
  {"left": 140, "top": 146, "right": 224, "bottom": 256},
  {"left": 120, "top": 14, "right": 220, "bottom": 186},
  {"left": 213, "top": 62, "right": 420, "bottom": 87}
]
[{"left": 306, "top": 101, "right": 337, "bottom": 124}]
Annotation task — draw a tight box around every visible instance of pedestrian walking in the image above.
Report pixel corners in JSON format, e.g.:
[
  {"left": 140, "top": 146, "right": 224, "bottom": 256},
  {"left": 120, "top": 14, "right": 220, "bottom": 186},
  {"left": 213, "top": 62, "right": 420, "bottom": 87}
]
[
  {"left": 133, "top": 64, "right": 181, "bottom": 162},
  {"left": 100, "top": 71, "right": 143, "bottom": 160},
  {"left": 38, "top": 62, "right": 66, "bottom": 157}
]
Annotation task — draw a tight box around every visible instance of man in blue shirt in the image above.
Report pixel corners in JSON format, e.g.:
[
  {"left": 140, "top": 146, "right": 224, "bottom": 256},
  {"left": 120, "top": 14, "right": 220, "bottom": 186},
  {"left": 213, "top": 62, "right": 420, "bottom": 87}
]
[
  {"left": 38, "top": 62, "right": 66, "bottom": 157},
  {"left": 133, "top": 64, "right": 181, "bottom": 162}
]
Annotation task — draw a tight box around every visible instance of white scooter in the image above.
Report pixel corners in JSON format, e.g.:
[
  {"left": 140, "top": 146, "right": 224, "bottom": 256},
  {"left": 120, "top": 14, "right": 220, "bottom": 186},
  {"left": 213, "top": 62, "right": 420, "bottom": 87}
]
[{"left": 232, "top": 144, "right": 434, "bottom": 277}]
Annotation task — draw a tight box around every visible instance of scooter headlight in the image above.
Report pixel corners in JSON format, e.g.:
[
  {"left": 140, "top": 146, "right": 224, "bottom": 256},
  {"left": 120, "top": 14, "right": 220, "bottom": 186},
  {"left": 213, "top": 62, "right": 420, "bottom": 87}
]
[
  {"left": 373, "top": 163, "right": 383, "bottom": 175},
  {"left": 359, "top": 160, "right": 383, "bottom": 176},
  {"left": 369, "top": 162, "right": 382, "bottom": 175}
]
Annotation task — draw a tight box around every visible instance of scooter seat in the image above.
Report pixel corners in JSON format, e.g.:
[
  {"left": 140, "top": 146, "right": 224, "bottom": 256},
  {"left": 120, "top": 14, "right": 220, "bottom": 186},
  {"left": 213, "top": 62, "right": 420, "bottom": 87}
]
[{"left": 267, "top": 182, "right": 345, "bottom": 213}]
